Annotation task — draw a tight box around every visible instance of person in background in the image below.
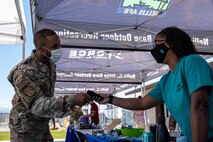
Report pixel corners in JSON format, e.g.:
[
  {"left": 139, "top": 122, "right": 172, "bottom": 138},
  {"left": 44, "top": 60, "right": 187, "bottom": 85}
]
[
  {"left": 91, "top": 26, "right": 213, "bottom": 142},
  {"left": 81, "top": 99, "right": 99, "bottom": 125},
  {"left": 50, "top": 118, "right": 56, "bottom": 130},
  {"left": 169, "top": 115, "right": 176, "bottom": 132},
  {"left": 69, "top": 106, "right": 84, "bottom": 125},
  {"left": 8, "top": 29, "right": 90, "bottom": 142},
  {"left": 169, "top": 115, "right": 188, "bottom": 142},
  {"left": 69, "top": 106, "right": 85, "bottom": 142},
  {"left": 133, "top": 96, "right": 145, "bottom": 128}
]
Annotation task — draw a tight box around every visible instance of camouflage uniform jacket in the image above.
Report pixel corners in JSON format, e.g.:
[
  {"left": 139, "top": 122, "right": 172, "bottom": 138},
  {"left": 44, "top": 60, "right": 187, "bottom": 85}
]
[{"left": 8, "top": 50, "right": 75, "bottom": 133}]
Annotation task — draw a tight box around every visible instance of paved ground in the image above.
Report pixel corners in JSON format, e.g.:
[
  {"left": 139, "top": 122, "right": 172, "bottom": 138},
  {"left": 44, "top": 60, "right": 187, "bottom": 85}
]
[{"left": 54, "top": 139, "right": 65, "bottom": 142}]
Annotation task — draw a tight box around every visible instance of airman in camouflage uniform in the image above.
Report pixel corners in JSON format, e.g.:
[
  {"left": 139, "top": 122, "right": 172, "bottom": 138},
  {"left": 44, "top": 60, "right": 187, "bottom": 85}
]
[{"left": 8, "top": 29, "right": 90, "bottom": 142}]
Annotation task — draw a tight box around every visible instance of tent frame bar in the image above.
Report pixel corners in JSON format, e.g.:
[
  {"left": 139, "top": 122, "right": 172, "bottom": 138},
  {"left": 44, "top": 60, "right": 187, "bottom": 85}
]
[
  {"left": 56, "top": 80, "right": 142, "bottom": 84},
  {"left": 62, "top": 44, "right": 213, "bottom": 55},
  {"left": 15, "top": 0, "right": 26, "bottom": 60}
]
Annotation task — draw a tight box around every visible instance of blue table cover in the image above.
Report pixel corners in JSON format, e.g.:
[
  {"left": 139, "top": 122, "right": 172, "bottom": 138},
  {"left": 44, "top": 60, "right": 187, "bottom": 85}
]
[
  {"left": 65, "top": 126, "right": 81, "bottom": 142},
  {"left": 85, "top": 134, "right": 142, "bottom": 142},
  {"left": 65, "top": 125, "right": 142, "bottom": 142}
]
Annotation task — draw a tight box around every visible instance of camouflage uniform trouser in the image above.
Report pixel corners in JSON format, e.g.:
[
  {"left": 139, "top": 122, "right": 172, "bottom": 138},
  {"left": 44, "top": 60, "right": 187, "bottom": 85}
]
[{"left": 10, "top": 129, "right": 53, "bottom": 142}]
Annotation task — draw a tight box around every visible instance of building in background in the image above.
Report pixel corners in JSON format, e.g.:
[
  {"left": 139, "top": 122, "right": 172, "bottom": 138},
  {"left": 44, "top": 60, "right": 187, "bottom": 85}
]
[{"left": 0, "top": 107, "right": 10, "bottom": 131}]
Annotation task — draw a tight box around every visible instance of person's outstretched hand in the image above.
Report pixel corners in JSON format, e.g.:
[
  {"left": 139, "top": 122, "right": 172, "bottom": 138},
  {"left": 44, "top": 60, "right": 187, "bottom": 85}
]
[{"left": 74, "top": 94, "right": 90, "bottom": 106}]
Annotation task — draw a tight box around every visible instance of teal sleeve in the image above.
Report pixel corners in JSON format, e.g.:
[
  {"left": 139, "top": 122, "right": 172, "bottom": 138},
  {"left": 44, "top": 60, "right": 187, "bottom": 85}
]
[
  {"left": 183, "top": 56, "right": 213, "bottom": 95},
  {"left": 149, "top": 82, "right": 163, "bottom": 102}
]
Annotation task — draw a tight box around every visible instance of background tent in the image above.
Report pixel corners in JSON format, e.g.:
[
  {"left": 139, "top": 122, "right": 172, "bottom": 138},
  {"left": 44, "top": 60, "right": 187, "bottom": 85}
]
[
  {"left": 30, "top": 0, "right": 213, "bottom": 95},
  {"left": 0, "top": 0, "right": 26, "bottom": 59}
]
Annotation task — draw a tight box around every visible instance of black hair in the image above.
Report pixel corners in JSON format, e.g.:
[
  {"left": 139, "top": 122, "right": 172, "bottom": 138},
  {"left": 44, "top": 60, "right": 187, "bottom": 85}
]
[
  {"left": 157, "top": 26, "right": 197, "bottom": 57},
  {"left": 34, "top": 29, "right": 57, "bottom": 48}
]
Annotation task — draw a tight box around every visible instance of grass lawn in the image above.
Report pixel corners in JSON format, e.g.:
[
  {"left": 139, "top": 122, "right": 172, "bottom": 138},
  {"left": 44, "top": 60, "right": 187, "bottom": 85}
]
[
  {"left": 51, "top": 130, "right": 67, "bottom": 139},
  {"left": 0, "top": 131, "right": 10, "bottom": 141},
  {"left": 0, "top": 130, "right": 66, "bottom": 141}
]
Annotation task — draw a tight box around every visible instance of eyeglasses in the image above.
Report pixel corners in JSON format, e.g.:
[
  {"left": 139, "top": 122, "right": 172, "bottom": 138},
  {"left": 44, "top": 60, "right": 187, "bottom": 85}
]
[{"left": 152, "top": 40, "right": 166, "bottom": 48}]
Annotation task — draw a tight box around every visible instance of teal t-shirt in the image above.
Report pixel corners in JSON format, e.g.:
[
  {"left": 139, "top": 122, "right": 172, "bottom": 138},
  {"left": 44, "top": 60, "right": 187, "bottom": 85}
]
[{"left": 149, "top": 54, "right": 213, "bottom": 142}]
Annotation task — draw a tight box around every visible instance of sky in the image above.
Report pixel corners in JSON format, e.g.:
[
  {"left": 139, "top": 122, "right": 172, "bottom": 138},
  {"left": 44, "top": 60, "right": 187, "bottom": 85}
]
[{"left": 0, "top": 1, "right": 33, "bottom": 108}]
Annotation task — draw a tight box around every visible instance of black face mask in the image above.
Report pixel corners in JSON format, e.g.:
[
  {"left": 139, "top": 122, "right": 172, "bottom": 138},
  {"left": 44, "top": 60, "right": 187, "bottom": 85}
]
[{"left": 151, "top": 43, "right": 169, "bottom": 63}]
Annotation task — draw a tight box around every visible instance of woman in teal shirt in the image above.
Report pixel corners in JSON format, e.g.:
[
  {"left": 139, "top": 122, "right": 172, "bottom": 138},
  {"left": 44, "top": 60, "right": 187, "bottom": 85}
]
[{"left": 94, "top": 27, "right": 213, "bottom": 142}]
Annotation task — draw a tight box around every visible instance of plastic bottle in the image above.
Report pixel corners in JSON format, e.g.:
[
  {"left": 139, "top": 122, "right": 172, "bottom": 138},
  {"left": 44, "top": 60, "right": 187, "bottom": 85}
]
[
  {"left": 74, "top": 121, "right": 79, "bottom": 129},
  {"left": 142, "top": 132, "right": 154, "bottom": 142},
  {"left": 156, "top": 115, "right": 170, "bottom": 142},
  {"left": 91, "top": 122, "right": 96, "bottom": 129}
]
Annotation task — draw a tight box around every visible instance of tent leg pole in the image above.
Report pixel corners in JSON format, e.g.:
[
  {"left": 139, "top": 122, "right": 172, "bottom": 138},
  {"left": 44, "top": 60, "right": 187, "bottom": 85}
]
[
  {"left": 140, "top": 70, "right": 148, "bottom": 132},
  {"left": 22, "top": 41, "right": 25, "bottom": 60}
]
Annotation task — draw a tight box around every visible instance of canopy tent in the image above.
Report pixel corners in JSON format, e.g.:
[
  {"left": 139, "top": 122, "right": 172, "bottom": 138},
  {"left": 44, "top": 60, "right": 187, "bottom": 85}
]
[
  {"left": 30, "top": 0, "right": 213, "bottom": 95},
  {"left": 0, "top": 0, "right": 26, "bottom": 59}
]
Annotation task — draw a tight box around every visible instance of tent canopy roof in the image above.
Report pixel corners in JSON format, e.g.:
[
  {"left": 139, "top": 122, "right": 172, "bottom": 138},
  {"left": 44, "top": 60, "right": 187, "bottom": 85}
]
[
  {"left": 0, "top": 0, "right": 26, "bottom": 45},
  {"left": 30, "top": 0, "right": 213, "bottom": 94}
]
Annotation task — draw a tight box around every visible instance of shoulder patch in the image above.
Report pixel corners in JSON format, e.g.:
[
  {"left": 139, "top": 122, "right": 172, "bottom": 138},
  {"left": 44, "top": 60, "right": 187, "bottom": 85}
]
[
  {"left": 23, "top": 86, "right": 35, "bottom": 96},
  {"left": 16, "top": 78, "right": 36, "bottom": 97}
]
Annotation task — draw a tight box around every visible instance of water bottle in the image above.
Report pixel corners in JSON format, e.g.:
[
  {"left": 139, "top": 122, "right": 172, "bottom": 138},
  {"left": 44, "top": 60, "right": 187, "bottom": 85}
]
[
  {"left": 74, "top": 121, "right": 79, "bottom": 129},
  {"left": 156, "top": 115, "right": 170, "bottom": 142},
  {"left": 91, "top": 122, "right": 96, "bottom": 128},
  {"left": 149, "top": 124, "right": 157, "bottom": 142},
  {"left": 142, "top": 132, "right": 154, "bottom": 142}
]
